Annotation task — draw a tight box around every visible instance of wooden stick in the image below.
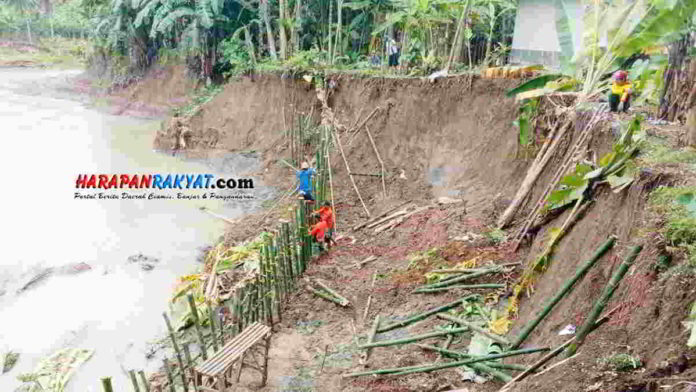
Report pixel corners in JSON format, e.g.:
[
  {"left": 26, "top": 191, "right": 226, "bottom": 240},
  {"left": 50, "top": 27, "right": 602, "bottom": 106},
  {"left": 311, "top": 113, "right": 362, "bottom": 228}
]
[
  {"left": 333, "top": 127, "right": 371, "bottom": 216},
  {"left": 355, "top": 255, "right": 377, "bottom": 269},
  {"left": 422, "top": 267, "right": 503, "bottom": 289},
  {"left": 349, "top": 172, "right": 383, "bottom": 177},
  {"left": 129, "top": 370, "right": 141, "bottom": 392},
  {"left": 327, "top": 142, "right": 337, "bottom": 231},
  {"left": 138, "top": 371, "right": 151, "bottom": 392},
  {"left": 413, "top": 284, "right": 505, "bottom": 293},
  {"left": 314, "top": 279, "right": 350, "bottom": 306},
  {"left": 280, "top": 158, "right": 298, "bottom": 171},
  {"left": 510, "top": 236, "right": 616, "bottom": 349},
  {"left": 365, "top": 209, "right": 409, "bottom": 229},
  {"left": 531, "top": 354, "right": 577, "bottom": 379},
  {"left": 362, "top": 314, "right": 381, "bottom": 367},
  {"left": 350, "top": 106, "right": 381, "bottom": 134},
  {"left": 437, "top": 313, "right": 510, "bottom": 346},
  {"left": 374, "top": 205, "right": 432, "bottom": 233},
  {"left": 305, "top": 285, "right": 349, "bottom": 306},
  {"left": 365, "top": 125, "right": 387, "bottom": 198},
  {"left": 101, "top": 377, "right": 114, "bottom": 392},
  {"left": 352, "top": 201, "right": 411, "bottom": 231},
  {"left": 199, "top": 207, "right": 237, "bottom": 225},
  {"left": 363, "top": 274, "right": 377, "bottom": 321}
]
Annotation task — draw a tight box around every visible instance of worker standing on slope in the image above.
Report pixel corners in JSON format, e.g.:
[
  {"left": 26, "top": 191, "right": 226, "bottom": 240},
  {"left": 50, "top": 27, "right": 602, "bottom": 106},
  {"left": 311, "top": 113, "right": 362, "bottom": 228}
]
[
  {"left": 313, "top": 201, "right": 337, "bottom": 249},
  {"left": 296, "top": 161, "right": 316, "bottom": 202},
  {"left": 309, "top": 219, "right": 329, "bottom": 252},
  {"left": 609, "top": 70, "right": 633, "bottom": 113}
]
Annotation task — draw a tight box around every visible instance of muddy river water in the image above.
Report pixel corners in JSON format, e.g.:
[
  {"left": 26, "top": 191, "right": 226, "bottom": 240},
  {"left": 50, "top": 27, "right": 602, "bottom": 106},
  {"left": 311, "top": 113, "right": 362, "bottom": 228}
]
[{"left": 0, "top": 69, "right": 266, "bottom": 391}]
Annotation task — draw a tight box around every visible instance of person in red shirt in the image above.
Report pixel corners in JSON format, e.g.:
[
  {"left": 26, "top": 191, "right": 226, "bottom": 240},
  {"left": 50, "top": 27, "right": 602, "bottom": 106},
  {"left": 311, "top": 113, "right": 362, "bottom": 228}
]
[
  {"left": 313, "top": 201, "right": 337, "bottom": 249},
  {"left": 309, "top": 219, "right": 328, "bottom": 252}
]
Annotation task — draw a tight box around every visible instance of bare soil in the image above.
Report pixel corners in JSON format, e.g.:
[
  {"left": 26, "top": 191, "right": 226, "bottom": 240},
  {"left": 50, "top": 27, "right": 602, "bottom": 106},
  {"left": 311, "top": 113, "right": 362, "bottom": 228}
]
[{"left": 140, "top": 70, "right": 696, "bottom": 392}]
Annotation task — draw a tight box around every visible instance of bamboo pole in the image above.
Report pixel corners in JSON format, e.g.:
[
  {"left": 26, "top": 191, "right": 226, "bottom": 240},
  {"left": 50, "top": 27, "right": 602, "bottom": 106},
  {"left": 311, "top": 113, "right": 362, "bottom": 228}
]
[
  {"left": 358, "top": 327, "right": 469, "bottom": 349},
  {"left": 314, "top": 279, "right": 350, "bottom": 306},
  {"left": 377, "top": 297, "right": 469, "bottom": 333},
  {"left": 566, "top": 245, "right": 642, "bottom": 357},
  {"left": 333, "top": 127, "right": 371, "bottom": 216},
  {"left": 373, "top": 205, "right": 433, "bottom": 233},
  {"left": 421, "top": 267, "right": 503, "bottom": 289},
  {"left": 186, "top": 294, "right": 208, "bottom": 360},
  {"left": 363, "top": 314, "right": 380, "bottom": 367},
  {"left": 207, "top": 304, "right": 221, "bottom": 351},
  {"left": 306, "top": 285, "right": 348, "bottom": 306},
  {"left": 182, "top": 344, "right": 196, "bottom": 392},
  {"left": 129, "top": 370, "right": 141, "bottom": 392},
  {"left": 163, "top": 359, "right": 176, "bottom": 392},
  {"left": 345, "top": 347, "right": 548, "bottom": 377},
  {"left": 349, "top": 106, "right": 381, "bottom": 133},
  {"left": 138, "top": 371, "right": 150, "bottom": 392},
  {"left": 101, "top": 377, "right": 114, "bottom": 392},
  {"left": 437, "top": 314, "right": 510, "bottom": 346},
  {"left": 499, "top": 305, "right": 621, "bottom": 391},
  {"left": 365, "top": 209, "right": 409, "bottom": 229},
  {"left": 486, "top": 363, "right": 530, "bottom": 372},
  {"left": 162, "top": 312, "right": 189, "bottom": 391},
  {"left": 510, "top": 236, "right": 616, "bottom": 349},
  {"left": 365, "top": 125, "right": 387, "bottom": 198},
  {"left": 327, "top": 138, "right": 337, "bottom": 231},
  {"left": 418, "top": 344, "right": 514, "bottom": 382},
  {"left": 413, "top": 284, "right": 505, "bottom": 293}
]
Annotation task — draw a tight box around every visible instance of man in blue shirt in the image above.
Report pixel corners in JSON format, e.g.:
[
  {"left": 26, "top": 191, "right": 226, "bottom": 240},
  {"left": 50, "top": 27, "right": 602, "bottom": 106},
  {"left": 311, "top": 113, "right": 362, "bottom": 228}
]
[{"left": 296, "top": 161, "right": 316, "bottom": 201}]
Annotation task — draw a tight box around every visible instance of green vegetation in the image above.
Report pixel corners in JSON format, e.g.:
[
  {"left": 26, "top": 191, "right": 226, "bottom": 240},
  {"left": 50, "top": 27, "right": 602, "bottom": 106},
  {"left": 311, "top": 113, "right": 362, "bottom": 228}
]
[
  {"left": 484, "top": 227, "right": 506, "bottom": 244},
  {"left": 650, "top": 186, "right": 696, "bottom": 266},
  {"left": 598, "top": 353, "right": 642, "bottom": 372},
  {"left": 172, "top": 84, "right": 223, "bottom": 117},
  {"left": 641, "top": 136, "right": 696, "bottom": 165}
]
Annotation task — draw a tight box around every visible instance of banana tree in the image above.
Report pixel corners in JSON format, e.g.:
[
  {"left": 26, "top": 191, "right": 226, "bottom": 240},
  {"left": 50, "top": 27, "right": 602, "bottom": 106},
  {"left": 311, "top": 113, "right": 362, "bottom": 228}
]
[{"left": 474, "top": 0, "right": 515, "bottom": 66}]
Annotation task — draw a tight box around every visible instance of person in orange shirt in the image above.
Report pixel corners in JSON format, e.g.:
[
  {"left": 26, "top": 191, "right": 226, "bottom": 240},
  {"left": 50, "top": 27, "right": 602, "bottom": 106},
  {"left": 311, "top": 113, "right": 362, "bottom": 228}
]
[
  {"left": 314, "top": 201, "right": 337, "bottom": 249},
  {"left": 309, "top": 219, "right": 328, "bottom": 252}
]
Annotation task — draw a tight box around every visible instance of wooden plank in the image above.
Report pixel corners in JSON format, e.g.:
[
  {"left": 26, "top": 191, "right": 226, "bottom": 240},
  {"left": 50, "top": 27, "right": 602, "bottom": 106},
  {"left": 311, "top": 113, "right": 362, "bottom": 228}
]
[{"left": 195, "top": 323, "right": 270, "bottom": 376}]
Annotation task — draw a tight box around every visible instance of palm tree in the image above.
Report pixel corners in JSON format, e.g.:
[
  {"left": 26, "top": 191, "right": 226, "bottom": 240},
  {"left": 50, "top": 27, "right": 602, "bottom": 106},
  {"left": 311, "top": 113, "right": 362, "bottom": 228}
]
[{"left": 3, "top": 0, "right": 38, "bottom": 43}]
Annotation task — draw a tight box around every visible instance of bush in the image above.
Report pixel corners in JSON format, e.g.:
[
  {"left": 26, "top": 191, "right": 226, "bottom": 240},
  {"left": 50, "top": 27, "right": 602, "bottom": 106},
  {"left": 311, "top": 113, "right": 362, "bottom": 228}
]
[{"left": 219, "top": 37, "right": 253, "bottom": 78}]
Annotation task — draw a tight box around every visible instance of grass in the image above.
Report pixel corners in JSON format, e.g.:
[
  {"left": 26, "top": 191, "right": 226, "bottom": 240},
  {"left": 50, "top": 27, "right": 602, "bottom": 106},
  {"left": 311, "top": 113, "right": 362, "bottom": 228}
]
[
  {"left": 598, "top": 353, "right": 642, "bottom": 371},
  {"left": 640, "top": 136, "right": 696, "bottom": 165},
  {"left": 649, "top": 185, "right": 696, "bottom": 267},
  {"left": 484, "top": 227, "right": 507, "bottom": 245},
  {"left": 0, "top": 37, "right": 86, "bottom": 68}
]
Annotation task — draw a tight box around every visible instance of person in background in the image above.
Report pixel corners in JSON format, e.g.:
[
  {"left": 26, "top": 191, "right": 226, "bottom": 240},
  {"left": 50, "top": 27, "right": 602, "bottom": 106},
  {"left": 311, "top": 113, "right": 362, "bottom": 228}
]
[
  {"left": 296, "top": 161, "right": 316, "bottom": 202},
  {"left": 309, "top": 219, "right": 328, "bottom": 252},
  {"left": 387, "top": 38, "right": 399, "bottom": 68},
  {"left": 609, "top": 70, "right": 633, "bottom": 113},
  {"left": 313, "top": 201, "right": 337, "bottom": 249}
]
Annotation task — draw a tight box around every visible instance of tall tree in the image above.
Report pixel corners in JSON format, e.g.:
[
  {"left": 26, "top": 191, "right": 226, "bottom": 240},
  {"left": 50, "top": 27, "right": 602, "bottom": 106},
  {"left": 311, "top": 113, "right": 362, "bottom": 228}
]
[{"left": 4, "top": 0, "right": 38, "bottom": 43}]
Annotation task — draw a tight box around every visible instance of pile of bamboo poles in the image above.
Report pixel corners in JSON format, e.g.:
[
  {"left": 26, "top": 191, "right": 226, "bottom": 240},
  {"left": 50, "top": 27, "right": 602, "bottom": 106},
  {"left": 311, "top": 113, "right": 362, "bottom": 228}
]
[{"left": 104, "top": 198, "right": 323, "bottom": 392}]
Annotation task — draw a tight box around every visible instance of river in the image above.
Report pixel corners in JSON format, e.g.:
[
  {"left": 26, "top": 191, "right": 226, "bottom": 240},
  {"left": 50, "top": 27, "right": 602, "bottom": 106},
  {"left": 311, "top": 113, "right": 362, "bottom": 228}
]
[{"left": 0, "top": 69, "right": 266, "bottom": 391}]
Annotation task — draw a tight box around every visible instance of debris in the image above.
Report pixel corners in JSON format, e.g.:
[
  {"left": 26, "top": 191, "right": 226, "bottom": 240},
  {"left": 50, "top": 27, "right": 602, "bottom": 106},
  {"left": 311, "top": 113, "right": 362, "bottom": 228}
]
[
  {"left": 305, "top": 283, "right": 350, "bottom": 307},
  {"left": 419, "top": 267, "right": 503, "bottom": 290},
  {"left": 437, "top": 196, "right": 463, "bottom": 205},
  {"left": 362, "top": 274, "right": 377, "bottom": 322},
  {"left": 355, "top": 255, "right": 377, "bottom": 269},
  {"left": 3, "top": 351, "right": 19, "bottom": 374},
  {"left": 558, "top": 325, "right": 576, "bottom": 335},
  {"left": 351, "top": 201, "right": 411, "bottom": 231},
  {"left": 127, "top": 253, "right": 160, "bottom": 271},
  {"left": 16, "top": 348, "right": 94, "bottom": 392},
  {"left": 313, "top": 279, "right": 350, "bottom": 307},
  {"left": 438, "top": 314, "right": 510, "bottom": 346},
  {"left": 358, "top": 327, "right": 469, "bottom": 349}
]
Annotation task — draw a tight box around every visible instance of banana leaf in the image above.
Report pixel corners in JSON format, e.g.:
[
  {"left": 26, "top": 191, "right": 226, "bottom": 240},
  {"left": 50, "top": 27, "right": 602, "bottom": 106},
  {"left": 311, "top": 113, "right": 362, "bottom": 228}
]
[
  {"left": 16, "top": 348, "right": 93, "bottom": 392},
  {"left": 505, "top": 74, "right": 564, "bottom": 97}
]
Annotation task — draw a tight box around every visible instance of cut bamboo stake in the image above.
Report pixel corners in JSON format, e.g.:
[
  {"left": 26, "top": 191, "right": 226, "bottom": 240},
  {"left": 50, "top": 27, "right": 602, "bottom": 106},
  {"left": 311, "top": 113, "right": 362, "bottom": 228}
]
[
  {"left": 566, "top": 245, "right": 643, "bottom": 357},
  {"left": 101, "top": 377, "right": 114, "bottom": 392},
  {"left": 422, "top": 267, "right": 503, "bottom": 289},
  {"left": 413, "top": 284, "right": 505, "bottom": 293},
  {"left": 374, "top": 205, "right": 433, "bottom": 233},
  {"left": 437, "top": 314, "right": 511, "bottom": 346},
  {"left": 510, "top": 236, "right": 617, "bottom": 349},
  {"left": 162, "top": 312, "right": 189, "bottom": 391},
  {"left": 365, "top": 125, "right": 387, "bottom": 198},
  {"left": 352, "top": 201, "right": 411, "bottom": 231},
  {"left": 129, "top": 370, "right": 141, "bottom": 392},
  {"left": 186, "top": 294, "right": 208, "bottom": 360},
  {"left": 182, "top": 344, "right": 196, "bottom": 392},
  {"left": 345, "top": 347, "right": 548, "bottom": 377},
  {"left": 207, "top": 304, "right": 221, "bottom": 351},
  {"left": 327, "top": 144, "right": 337, "bottom": 231},
  {"left": 358, "top": 327, "right": 469, "bottom": 349},
  {"left": 163, "top": 359, "right": 176, "bottom": 392},
  {"left": 377, "top": 297, "right": 469, "bottom": 333},
  {"left": 363, "top": 274, "right": 377, "bottom": 321},
  {"left": 305, "top": 285, "right": 349, "bottom": 306},
  {"left": 138, "top": 371, "right": 150, "bottom": 392},
  {"left": 355, "top": 255, "right": 377, "bottom": 269},
  {"left": 314, "top": 279, "right": 350, "bottom": 306},
  {"left": 362, "top": 314, "right": 381, "bottom": 367},
  {"left": 333, "top": 127, "right": 370, "bottom": 216},
  {"left": 499, "top": 305, "right": 621, "bottom": 391}
]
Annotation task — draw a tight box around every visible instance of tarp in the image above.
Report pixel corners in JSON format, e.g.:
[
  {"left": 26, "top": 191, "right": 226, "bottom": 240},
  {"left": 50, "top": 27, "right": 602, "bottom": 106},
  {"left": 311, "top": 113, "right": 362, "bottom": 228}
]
[{"left": 16, "top": 348, "right": 93, "bottom": 392}]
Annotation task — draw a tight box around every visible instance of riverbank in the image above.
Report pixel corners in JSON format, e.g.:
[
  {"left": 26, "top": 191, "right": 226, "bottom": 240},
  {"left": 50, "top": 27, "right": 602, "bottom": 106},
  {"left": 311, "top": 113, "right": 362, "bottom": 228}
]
[{"left": 137, "top": 68, "right": 696, "bottom": 392}]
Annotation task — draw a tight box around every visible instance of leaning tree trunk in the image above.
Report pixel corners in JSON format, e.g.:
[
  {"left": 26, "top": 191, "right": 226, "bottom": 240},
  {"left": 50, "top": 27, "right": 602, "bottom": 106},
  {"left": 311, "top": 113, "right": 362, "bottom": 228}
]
[{"left": 261, "top": 0, "right": 278, "bottom": 60}]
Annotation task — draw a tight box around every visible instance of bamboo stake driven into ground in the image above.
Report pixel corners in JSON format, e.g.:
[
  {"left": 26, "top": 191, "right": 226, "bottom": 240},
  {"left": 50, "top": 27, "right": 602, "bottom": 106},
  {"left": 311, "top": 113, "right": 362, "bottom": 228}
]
[{"left": 333, "top": 127, "right": 371, "bottom": 216}]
